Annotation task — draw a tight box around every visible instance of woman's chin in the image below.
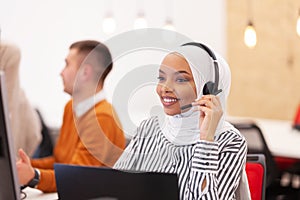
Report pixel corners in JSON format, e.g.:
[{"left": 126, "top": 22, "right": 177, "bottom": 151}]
[{"left": 163, "top": 108, "right": 180, "bottom": 116}]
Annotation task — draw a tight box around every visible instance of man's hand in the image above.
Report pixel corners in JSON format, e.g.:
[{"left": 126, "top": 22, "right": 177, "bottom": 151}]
[{"left": 16, "top": 149, "right": 35, "bottom": 185}]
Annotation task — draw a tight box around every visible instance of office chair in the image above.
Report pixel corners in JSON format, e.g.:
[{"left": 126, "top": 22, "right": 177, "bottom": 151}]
[
  {"left": 231, "top": 120, "right": 299, "bottom": 199},
  {"left": 246, "top": 154, "right": 266, "bottom": 200},
  {"left": 231, "top": 121, "right": 279, "bottom": 187},
  {"left": 32, "top": 109, "right": 53, "bottom": 158}
]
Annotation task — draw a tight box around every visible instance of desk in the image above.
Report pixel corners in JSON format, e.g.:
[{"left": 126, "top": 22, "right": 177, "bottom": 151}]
[
  {"left": 23, "top": 187, "right": 58, "bottom": 200},
  {"left": 255, "top": 118, "right": 300, "bottom": 159},
  {"left": 228, "top": 116, "right": 300, "bottom": 159}
]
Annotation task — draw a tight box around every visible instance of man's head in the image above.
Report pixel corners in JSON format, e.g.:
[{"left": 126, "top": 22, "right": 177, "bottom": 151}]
[{"left": 60, "top": 40, "right": 113, "bottom": 96}]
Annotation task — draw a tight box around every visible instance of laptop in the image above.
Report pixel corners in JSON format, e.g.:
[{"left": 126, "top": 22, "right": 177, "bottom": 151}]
[{"left": 54, "top": 164, "right": 179, "bottom": 200}]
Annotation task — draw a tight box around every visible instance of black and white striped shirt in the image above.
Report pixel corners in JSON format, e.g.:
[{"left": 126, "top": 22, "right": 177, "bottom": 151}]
[{"left": 114, "top": 116, "right": 247, "bottom": 200}]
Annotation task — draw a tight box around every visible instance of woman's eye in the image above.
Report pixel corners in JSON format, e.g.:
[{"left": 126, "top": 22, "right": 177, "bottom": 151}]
[
  {"left": 157, "top": 76, "right": 165, "bottom": 82},
  {"left": 176, "top": 78, "right": 189, "bottom": 83}
]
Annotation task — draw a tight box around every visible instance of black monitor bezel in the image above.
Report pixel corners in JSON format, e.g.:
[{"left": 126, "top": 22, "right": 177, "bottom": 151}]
[{"left": 0, "top": 72, "right": 21, "bottom": 200}]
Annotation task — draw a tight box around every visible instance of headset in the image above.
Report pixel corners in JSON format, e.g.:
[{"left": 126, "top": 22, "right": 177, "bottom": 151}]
[{"left": 181, "top": 42, "right": 222, "bottom": 96}]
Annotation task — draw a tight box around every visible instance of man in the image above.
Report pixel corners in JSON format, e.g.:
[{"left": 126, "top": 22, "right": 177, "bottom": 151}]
[{"left": 16, "top": 40, "right": 126, "bottom": 192}]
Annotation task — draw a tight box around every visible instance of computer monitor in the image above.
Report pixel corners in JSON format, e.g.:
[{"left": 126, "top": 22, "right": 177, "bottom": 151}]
[
  {"left": 55, "top": 163, "right": 179, "bottom": 200},
  {"left": 0, "top": 72, "right": 21, "bottom": 200}
]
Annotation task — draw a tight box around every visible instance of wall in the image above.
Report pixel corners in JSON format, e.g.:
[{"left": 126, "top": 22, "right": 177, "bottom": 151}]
[
  {"left": 227, "top": 0, "right": 300, "bottom": 120},
  {"left": 0, "top": 0, "right": 226, "bottom": 129}
]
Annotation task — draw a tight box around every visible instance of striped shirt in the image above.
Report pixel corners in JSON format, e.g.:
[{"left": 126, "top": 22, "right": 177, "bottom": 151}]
[{"left": 114, "top": 116, "right": 247, "bottom": 200}]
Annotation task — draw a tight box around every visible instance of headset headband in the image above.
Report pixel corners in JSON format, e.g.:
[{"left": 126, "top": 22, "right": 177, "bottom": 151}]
[{"left": 181, "top": 42, "right": 221, "bottom": 95}]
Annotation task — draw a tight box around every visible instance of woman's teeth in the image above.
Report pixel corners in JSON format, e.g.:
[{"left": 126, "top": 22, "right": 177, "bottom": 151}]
[{"left": 163, "top": 97, "right": 178, "bottom": 103}]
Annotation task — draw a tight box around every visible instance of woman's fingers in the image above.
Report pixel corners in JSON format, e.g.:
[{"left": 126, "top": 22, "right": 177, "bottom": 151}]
[
  {"left": 192, "top": 95, "right": 223, "bottom": 141},
  {"left": 192, "top": 95, "right": 221, "bottom": 109}
]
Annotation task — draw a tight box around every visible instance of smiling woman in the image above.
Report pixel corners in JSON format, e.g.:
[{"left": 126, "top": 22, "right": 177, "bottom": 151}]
[{"left": 114, "top": 42, "right": 250, "bottom": 200}]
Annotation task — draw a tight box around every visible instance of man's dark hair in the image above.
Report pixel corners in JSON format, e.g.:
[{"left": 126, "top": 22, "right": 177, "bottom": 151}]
[{"left": 70, "top": 40, "right": 113, "bottom": 83}]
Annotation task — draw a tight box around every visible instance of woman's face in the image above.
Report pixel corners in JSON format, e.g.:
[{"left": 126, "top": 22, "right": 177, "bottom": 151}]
[{"left": 156, "top": 53, "right": 197, "bottom": 116}]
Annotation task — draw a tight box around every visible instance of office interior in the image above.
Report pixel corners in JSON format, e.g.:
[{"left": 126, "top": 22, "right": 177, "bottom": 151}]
[{"left": 1, "top": 0, "right": 300, "bottom": 199}]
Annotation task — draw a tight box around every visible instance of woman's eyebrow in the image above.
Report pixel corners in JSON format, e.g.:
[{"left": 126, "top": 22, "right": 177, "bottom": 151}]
[
  {"left": 159, "top": 69, "right": 190, "bottom": 75},
  {"left": 175, "top": 70, "right": 190, "bottom": 75},
  {"left": 159, "top": 69, "right": 165, "bottom": 74}
]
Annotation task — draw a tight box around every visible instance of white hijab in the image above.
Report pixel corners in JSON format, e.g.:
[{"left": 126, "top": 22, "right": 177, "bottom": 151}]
[
  {"left": 160, "top": 44, "right": 251, "bottom": 200},
  {"left": 161, "top": 44, "right": 235, "bottom": 145}
]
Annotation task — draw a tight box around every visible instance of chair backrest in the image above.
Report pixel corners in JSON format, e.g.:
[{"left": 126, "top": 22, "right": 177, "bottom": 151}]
[
  {"left": 32, "top": 109, "right": 53, "bottom": 158},
  {"left": 246, "top": 154, "right": 267, "bottom": 200},
  {"left": 231, "top": 121, "right": 279, "bottom": 187}
]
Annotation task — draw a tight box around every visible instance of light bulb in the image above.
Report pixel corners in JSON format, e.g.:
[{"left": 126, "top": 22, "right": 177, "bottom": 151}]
[
  {"left": 134, "top": 13, "right": 147, "bottom": 29},
  {"left": 244, "top": 21, "right": 257, "bottom": 48},
  {"left": 163, "top": 19, "right": 175, "bottom": 31},
  {"left": 297, "top": 11, "right": 300, "bottom": 37},
  {"left": 102, "top": 15, "right": 116, "bottom": 34}
]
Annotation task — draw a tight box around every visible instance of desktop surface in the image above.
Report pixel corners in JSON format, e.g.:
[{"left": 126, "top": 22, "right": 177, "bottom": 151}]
[
  {"left": 23, "top": 187, "right": 58, "bottom": 200},
  {"left": 54, "top": 164, "right": 179, "bottom": 200},
  {"left": 228, "top": 116, "right": 300, "bottom": 159}
]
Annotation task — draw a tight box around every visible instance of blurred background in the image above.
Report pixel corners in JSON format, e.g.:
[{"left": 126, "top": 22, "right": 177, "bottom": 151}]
[{"left": 0, "top": 0, "right": 299, "bottom": 128}]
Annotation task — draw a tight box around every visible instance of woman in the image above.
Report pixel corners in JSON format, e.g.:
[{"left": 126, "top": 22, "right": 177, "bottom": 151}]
[{"left": 114, "top": 43, "right": 249, "bottom": 199}]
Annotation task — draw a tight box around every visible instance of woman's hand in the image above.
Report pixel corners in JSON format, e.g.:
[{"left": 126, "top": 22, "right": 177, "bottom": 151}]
[{"left": 192, "top": 95, "right": 223, "bottom": 141}]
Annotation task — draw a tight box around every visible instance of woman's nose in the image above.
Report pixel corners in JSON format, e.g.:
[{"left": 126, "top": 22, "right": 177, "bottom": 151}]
[{"left": 161, "top": 81, "right": 174, "bottom": 93}]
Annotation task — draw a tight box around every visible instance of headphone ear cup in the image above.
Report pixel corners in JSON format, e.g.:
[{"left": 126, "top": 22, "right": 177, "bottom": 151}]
[{"left": 203, "top": 81, "right": 215, "bottom": 95}]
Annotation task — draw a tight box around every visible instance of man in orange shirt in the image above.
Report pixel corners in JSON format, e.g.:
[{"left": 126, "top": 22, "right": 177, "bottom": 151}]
[{"left": 16, "top": 40, "right": 126, "bottom": 192}]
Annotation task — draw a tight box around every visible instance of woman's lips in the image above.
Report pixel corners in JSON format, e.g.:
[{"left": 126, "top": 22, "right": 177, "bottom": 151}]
[{"left": 161, "top": 96, "right": 179, "bottom": 107}]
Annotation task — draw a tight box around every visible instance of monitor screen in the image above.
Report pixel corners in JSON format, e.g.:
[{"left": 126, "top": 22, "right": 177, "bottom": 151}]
[{"left": 0, "top": 72, "right": 21, "bottom": 200}]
